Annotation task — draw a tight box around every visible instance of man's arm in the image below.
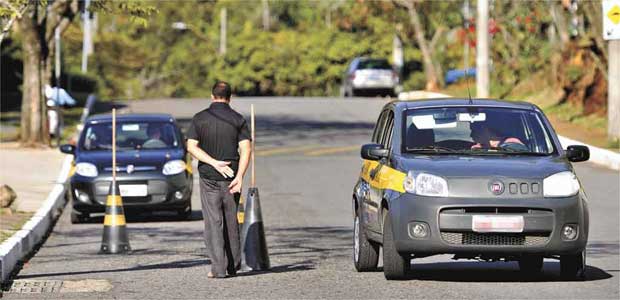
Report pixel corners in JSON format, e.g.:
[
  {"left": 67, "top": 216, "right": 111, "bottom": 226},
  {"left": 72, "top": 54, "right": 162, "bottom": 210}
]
[
  {"left": 228, "top": 139, "right": 251, "bottom": 193},
  {"left": 187, "top": 139, "right": 234, "bottom": 178}
]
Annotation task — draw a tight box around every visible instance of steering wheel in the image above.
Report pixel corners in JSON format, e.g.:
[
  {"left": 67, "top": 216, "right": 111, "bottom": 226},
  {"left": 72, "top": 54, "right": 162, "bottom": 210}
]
[{"left": 499, "top": 142, "right": 529, "bottom": 152}]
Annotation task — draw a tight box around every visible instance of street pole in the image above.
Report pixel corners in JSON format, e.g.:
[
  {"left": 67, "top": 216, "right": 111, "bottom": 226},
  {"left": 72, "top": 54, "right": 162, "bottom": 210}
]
[
  {"left": 463, "top": 0, "right": 470, "bottom": 70},
  {"left": 262, "top": 0, "right": 270, "bottom": 31},
  {"left": 220, "top": 8, "right": 227, "bottom": 55},
  {"left": 476, "top": 0, "right": 489, "bottom": 98},
  {"left": 609, "top": 40, "right": 620, "bottom": 143},
  {"left": 81, "top": 0, "right": 91, "bottom": 73},
  {"left": 54, "top": 27, "right": 62, "bottom": 146}
]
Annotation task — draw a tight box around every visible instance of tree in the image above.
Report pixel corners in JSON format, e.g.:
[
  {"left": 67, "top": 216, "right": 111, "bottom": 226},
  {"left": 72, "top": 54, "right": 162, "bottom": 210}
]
[
  {"left": 394, "top": 0, "right": 442, "bottom": 91},
  {"left": 1, "top": 0, "right": 155, "bottom": 147},
  {"left": 12, "top": 0, "right": 79, "bottom": 146}
]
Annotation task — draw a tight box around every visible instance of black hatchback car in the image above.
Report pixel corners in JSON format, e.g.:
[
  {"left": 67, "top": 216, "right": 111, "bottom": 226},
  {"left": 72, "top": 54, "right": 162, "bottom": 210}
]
[
  {"left": 352, "top": 99, "right": 590, "bottom": 280},
  {"left": 60, "top": 113, "right": 193, "bottom": 223}
]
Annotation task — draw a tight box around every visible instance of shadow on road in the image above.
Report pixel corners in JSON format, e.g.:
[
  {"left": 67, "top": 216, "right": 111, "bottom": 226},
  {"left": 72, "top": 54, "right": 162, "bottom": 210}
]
[
  {"left": 399, "top": 260, "right": 613, "bottom": 283},
  {"left": 13, "top": 258, "right": 211, "bottom": 280}
]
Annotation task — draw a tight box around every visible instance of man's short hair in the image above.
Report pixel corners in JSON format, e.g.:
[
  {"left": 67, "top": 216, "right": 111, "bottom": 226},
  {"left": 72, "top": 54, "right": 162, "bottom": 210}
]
[{"left": 212, "top": 81, "right": 232, "bottom": 100}]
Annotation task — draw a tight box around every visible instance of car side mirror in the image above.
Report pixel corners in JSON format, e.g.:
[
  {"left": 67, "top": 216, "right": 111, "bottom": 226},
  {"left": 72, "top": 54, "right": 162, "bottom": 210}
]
[
  {"left": 361, "top": 144, "right": 389, "bottom": 161},
  {"left": 566, "top": 145, "right": 589, "bottom": 162},
  {"left": 59, "top": 144, "right": 75, "bottom": 155}
]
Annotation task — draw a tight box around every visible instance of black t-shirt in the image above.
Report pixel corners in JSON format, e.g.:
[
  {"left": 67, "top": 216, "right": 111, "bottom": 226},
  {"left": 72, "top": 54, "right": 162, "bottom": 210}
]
[{"left": 186, "top": 102, "right": 251, "bottom": 181}]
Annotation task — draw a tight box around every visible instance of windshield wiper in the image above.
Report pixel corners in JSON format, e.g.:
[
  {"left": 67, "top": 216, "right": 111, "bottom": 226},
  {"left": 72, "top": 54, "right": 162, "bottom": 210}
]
[
  {"left": 406, "top": 146, "right": 460, "bottom": 153},
  {"left": 467, "top": 147, "right": 549, "bottom": 156}
]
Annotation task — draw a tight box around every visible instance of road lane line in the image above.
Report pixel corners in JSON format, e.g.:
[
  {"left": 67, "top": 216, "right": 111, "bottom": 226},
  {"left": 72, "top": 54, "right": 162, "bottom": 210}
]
[
  {"left": 304, "top": 145, "right": 360, "bottom": 156},
  {"left": 256, "top": 145, "right": 321, "bottom": 156}
]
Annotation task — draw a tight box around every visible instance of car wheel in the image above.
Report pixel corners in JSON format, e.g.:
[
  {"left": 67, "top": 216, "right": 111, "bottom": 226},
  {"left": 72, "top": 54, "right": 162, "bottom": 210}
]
[
  {"left": 560, "top": 250, "right": 586, "bottom": 280},
  {"left": 353, "top": 212, "right": 379, "bottom": 272},
  {"left": 70, "top": 211, "right": 89, "bottom": 224},
  {"left": 518, "top": 255, "right": 543, "bottom": 274},
  {"left": 351, "top": 89, "right": 358, "bottom": 97},
  {"left": 382, "top": 213, "right": 409, "bottom": 280}
]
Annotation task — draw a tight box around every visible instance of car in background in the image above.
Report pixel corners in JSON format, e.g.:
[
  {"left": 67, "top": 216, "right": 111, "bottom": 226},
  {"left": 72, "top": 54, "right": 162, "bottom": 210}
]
[
  {"left": 352, "top": 98, "right": 590, "bottom": 280},
  {"left": 342, "top": 57, "right": 399, "bottom": 97},
  {"left": 60, "top": 113, "right": 193, "bottom": 223}
]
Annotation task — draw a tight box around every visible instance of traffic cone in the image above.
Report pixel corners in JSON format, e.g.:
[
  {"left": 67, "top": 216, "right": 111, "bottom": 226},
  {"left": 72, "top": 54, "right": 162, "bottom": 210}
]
[
  {"left": 240, "top": 187, "right": 270, "bottom": 271},
  {"left": 100, "top": 181, "right": 131, "bottom": 254}
]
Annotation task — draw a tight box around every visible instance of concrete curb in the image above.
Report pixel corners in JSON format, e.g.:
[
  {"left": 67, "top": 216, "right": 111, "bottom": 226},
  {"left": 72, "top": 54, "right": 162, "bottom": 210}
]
[
  {"left": 398, "top": 91, "right": 620, "bottom": 171},
  {"left": 0, "top": 155, "right": 73, "bottom": 284}
]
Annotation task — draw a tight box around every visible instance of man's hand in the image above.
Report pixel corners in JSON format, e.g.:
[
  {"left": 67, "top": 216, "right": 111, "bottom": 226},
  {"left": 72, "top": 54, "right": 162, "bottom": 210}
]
[
  {"left": 212, "top": 160, "right": 235, "bottom": 178},
  {"left": 228, "top": 177, "right": 242, "bottom": 194}
]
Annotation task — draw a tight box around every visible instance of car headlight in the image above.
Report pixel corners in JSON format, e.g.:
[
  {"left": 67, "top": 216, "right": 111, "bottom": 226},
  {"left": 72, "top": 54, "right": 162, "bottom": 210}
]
[
  {"left": 543, "top": 171, "right": 580, "bottom": 197},
  {"left": 75, "top": 162, "right": 98, "bottom": 177},
  {"left": 163, "top": 160, "right": 186, "bottom": 175},
  {"left": 403, "top": 172, "right": 448, "bottom": 197}
]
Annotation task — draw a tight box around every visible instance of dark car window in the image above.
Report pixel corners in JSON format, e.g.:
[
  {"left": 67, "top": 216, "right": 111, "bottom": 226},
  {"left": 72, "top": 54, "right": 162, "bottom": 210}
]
[
  {"left": 82, "top": 121, "right": 180, "bottom": 151},
  {"left": 358, "top": 59, "right": 391, "bottom": 70},
  {"left": 372, "top": 111, "right": 387, "bottom": 144},
  {"left": 382, "top": 111, "right": 395, "bottom": 149},
  {"left": 403, "top": 107, "right": 554, "bottom": 155}
]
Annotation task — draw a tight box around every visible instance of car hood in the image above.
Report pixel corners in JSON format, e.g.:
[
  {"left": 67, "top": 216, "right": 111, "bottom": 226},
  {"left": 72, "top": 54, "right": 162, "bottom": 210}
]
[
  {"left": 76, "top": 149, "right": 185, "bottom": 171},
  {"left": 395, "top": 154, "right": 571, "bottom": 179},
  {"left": 395, "top": 154, "right": 573, "bottom": 198}
]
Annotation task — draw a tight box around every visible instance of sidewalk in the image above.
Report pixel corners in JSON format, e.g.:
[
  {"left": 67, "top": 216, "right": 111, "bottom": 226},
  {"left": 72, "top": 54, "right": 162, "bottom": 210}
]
[{"left": 0, "top": 143, "right": 66, "bottom": 212}]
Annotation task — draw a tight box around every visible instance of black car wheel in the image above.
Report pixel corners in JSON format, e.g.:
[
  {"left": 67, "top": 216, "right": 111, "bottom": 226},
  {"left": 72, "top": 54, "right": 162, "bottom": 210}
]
[
  {"left": 353, "top": 212, "right": 379, "bottom": 272},
  {"left": 70, "top": 210, "right": 89, "bottom": 224},
  {"left": 518, "top": 255, "right": 544, "bottom": 274},
  {"left": 560, "top": 250, "right": 586, "bottom": 280},
  {"left": 382, "top": 212, "right": 410, "bottom": 280}
]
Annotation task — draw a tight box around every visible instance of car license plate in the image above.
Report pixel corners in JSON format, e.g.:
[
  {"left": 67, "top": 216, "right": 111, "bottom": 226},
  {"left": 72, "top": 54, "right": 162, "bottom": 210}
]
[
  {"left": 472, "top": 215, "right": 524, "bottom": 233},
  {"left": 119, "top": 184, "right": 148, "bottom": 197}
]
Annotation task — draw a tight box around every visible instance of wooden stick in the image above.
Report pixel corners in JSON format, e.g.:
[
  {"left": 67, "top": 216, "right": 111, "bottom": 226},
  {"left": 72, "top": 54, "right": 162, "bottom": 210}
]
[
  {"left": 112, "top": 108, "right": 116, "bottom": 191},
  {"left": 251, "top": 104, "right": 255, "bottom": 188}
]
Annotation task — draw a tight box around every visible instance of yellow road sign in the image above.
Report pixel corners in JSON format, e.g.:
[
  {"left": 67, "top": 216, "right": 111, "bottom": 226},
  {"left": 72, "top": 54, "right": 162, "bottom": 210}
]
[{"left": 608, "top": 5, "right": 620, "bottom": 25}]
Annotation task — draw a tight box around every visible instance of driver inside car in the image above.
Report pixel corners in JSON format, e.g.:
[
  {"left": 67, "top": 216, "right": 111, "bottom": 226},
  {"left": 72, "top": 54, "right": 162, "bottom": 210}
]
[
  {"left": 142, "top": 125, "right": 168, "bottom": 149},
  {"left": 470, "top": 122, "right": 524, "bottom": 149}
]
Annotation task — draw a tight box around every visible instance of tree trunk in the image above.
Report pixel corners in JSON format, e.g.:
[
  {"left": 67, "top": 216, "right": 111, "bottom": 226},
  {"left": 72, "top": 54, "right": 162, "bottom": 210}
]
[
  {"left": 18, "top": 12, "right": 43, "bottom": 146},
  {"left": 405, "top": 3, "right": 440, "bottom": 91}
]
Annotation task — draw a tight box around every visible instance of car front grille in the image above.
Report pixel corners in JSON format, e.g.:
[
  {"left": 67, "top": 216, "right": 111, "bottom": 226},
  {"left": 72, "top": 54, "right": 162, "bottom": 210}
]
[{"left": 440, "top": 232, "right": 549, "bottom": 246}]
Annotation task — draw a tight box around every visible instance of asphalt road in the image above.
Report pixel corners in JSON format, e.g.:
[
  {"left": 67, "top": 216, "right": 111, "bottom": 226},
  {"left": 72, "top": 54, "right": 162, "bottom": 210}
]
[{"left": 3, "top": 97, "right": 619, "bottom": 299}]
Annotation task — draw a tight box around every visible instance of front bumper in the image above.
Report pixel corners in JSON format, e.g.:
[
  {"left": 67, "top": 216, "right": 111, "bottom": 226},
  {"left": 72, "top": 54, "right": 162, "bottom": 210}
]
[
  {"left": 389, "top": 193, "right": 588, "bottom": 256},
  {"left": 70, "top": 171, "right": 192, "bottom": 213}
]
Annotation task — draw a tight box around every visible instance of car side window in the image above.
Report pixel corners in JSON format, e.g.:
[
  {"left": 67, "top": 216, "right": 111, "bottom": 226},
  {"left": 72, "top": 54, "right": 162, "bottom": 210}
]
[
  {"left": 372, "top": 111, "right": 387, "bottom": 144},
  {"left": 382, "top": 111, "right": 395, "bottom": 149}
]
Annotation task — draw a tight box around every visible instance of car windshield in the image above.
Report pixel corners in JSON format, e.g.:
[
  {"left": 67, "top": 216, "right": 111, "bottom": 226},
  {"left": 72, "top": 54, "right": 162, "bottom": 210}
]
[
  {"left": 358, "top": 59, "right": 391, "bottom": 70},
  {"left": 81, "top": 121, "right": 180, "bottom": 151},
  {"left": 403, "top": 107, "right": 555, "bottom": 155}
]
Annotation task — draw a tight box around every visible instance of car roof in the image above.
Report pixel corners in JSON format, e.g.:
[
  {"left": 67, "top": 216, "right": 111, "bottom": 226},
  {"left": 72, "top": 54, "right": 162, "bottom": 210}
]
[
  {"left": 86, "top": 113, "right": 175, "bottom": 124},
  {"left": 387, "top": 98, "right": 538, "bottom": 111}
]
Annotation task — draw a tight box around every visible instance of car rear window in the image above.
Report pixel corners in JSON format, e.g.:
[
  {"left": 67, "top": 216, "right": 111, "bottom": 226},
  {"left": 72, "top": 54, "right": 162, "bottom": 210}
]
[
  {"left": 358, "top": 59, "right": 391, "bottom": 70},
  {"left": 81, "top": 121, "right": 180, "bottom": 151},
  {"left": 403, "top": 107, "right": 555, "bottom": 155}
]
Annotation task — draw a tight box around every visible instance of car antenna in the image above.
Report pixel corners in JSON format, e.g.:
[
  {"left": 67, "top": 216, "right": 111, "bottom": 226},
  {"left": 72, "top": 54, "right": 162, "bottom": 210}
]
[{"left": 465, "top": 68, "right": 473, "bottom": 105}]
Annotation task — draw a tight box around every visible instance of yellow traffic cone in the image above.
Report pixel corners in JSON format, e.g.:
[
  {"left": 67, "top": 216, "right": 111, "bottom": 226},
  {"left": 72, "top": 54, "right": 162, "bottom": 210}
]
[{"left": 100, "top": 181, "right": 131, "bottom": 254}]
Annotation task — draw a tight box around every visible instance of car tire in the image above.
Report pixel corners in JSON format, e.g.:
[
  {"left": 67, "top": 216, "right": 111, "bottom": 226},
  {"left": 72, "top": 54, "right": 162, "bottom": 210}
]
[
  {"left": 71, "top": 211, "right": 89, "bottom": 224},
  {"left": 560, "top": 250, "right": 586, "bottom": 280},
  {"left": 353, "top": 212, "right": 379, "bottom": 272},
  {"left": 382, "top": 213, "right": 409, "bottom": 280},
  {"left": 351, "top": 89, "right": 359, "bottom": 97},
  {"left": 518, "top": 255, "right": 544, "bottom": 274}
]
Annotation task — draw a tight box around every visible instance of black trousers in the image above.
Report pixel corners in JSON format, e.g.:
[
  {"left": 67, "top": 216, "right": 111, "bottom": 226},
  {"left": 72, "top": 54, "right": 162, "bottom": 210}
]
[{"left": 199, "top": 177, "right": 241, "bottom": 276}]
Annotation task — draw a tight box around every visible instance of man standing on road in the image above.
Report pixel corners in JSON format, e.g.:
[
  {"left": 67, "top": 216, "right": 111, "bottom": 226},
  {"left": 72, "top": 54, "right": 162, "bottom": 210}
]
[{"left": 186, "top": 82, "right": 251, "bottom": 278}]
